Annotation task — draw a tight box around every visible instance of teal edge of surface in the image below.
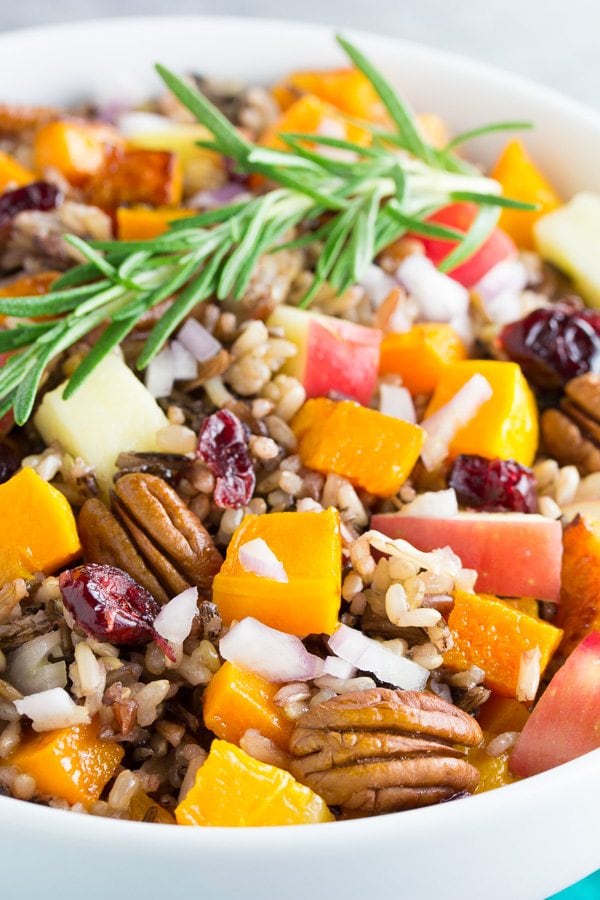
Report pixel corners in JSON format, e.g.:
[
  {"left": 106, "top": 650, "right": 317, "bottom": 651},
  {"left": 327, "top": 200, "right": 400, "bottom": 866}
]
[{"left": 549, "top": 870, "right": 600, "bottom": 899}]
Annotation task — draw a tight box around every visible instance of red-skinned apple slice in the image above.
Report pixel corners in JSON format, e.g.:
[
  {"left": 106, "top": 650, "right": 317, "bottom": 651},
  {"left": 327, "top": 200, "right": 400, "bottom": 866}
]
[
  {"left": 370, "top": 511, "right": 562, "bottom": 602},
  {"left": 268, "top": 305, "right": 382, "bottom": 406},
  {"left": 509, "top": 632, "right": 600, "bottom": 777}
]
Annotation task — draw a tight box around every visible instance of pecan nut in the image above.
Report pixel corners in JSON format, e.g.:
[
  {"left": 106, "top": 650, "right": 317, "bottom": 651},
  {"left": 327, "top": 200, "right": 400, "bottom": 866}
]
[
  {"left": 289, "top": 689, "right": 482, "bottom": 816},
  {"left": 78, "top": 473, "right": 222, "bottom": 604},
  {"left": 541, "top": 373, "right": 600, "bottom": 474}
]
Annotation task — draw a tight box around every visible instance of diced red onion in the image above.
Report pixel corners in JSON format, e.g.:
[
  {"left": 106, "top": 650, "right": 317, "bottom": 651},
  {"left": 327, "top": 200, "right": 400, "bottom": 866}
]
[
  {"left": 145, "top": 346, "right": 175, "bottom": 398},
  {"left": 328, "top": 624, "right": 428, "bottom": 690},
  {"left": 420, "top": 374, "right": 493, "bottom": 470},
  {"left": 7, "top": 631, "right": 67, "bottom": 695},
  {"left": 475, "top": 258, "right": 528, "bottom": 325},
  {"left": 397, "top": 254, "right": 469, "bottom": 321},
  {"left": 14, "top": 687, "right": 91, "bottom": 732},
  {"left": 154, "top": 587, "right": 198, "bottom": 646},
  {"left": 178, "top": 318, "right": 222, "bottom": 363},
  {"left": 398, "top": 488, "right": 458, "bottom": 518},
  {"left": 170, "top": 340, "right": 198, "bottom": 380},
  {"left": 379, "top": 384, "right": 416, "bottom": 423},
  {"left": 359, "top": 264, "right": 398, "bottom": 307},
  {"left": 322, "top": 656, "right": 358, "bottom": 679},
  {"left": 188, "top": 182, "right": 250, "bottom": 210},
  {"left": 239, "top": 538, "right": 288, "bottom": 583},
  {"left": 219, "top": 617, "right": 324, "bottom": 683}
]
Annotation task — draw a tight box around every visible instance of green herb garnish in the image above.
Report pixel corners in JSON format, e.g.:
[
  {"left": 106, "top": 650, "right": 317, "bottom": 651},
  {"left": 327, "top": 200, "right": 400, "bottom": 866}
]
[{"left": 0, "top": 34, "right": 536, "bottom": 425}]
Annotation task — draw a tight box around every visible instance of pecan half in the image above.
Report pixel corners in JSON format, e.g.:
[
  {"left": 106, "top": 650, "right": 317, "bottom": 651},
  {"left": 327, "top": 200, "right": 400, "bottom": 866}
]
[
  {"left": 541, "top": 373, "right": 600, "bottom": 474},
  {"left": 78, "top": 473, "right": 222, "bottom": 603},
  {"left": 289, "top": 689, "right": 482, "bottom": 816}
]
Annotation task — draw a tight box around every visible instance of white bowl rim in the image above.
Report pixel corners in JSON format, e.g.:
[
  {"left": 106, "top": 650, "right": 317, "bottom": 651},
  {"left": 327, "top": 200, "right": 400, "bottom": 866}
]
[{"left": 0, "top": 12, "right": 598, "bottom": 844}]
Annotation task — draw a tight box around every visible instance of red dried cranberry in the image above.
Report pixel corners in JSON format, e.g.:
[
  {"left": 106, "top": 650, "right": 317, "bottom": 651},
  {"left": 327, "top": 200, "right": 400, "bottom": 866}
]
[
  {"left": 500, "top": 306, "right": 600, "bottom": 389},
  {"left": 449, "top": 454, "right": 537, "bottom": 513},
  {"left": 0, "top": 181, "right": 61, "bottom": 228},
  {"left": 0, "top": 443, "right": 20, "bottom": 484},
  {"left": 58, "top": 564, "right": 174, "bottom": 659},
  {"left": 197, "top": 409, "right": 255, "bottom": 508}
]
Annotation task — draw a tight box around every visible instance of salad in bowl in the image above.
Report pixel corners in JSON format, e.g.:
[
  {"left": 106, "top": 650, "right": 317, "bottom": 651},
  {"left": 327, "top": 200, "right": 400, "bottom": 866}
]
[{"left": 0, "top": 31, "right": 597, "bottom": 831}]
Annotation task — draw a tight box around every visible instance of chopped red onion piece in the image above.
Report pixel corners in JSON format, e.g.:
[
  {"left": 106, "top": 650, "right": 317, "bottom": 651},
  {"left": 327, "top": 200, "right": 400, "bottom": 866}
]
[
  {"left": 359, "top": 264, "right": 398, "bottom": 307},
  {"left": 170, "top": 340, "right": 198, "bottom": 380},
  {"left": 328, "top": 624, "right": 428, "bottom": 690},
  {"left": 475, "top": 258, "right": 528, "bottom": 325},
  {"left": 145, "top": 346, "right": 175, "bottom": 398},
  {"left": 14, "top": 687, "right": 90, "bottom": 732},
  {"left": 154, "top": 587, "right": 198, "bottom": 646},
  {"left": 322, "top": 656, "right": 358, "bottom": 680},
  {"left": 420, "top": 374, "right": 493, "bottom": 471},
  {"left": 219, "top": 617, "right": 324, "bottom": 683},
  {"left": 397, "top": 254, "right": 469, "bottom": 322},
  {"left": 188, "top": 182, "right": 250, "bottom": 210},
  {"left": 379, "top": 384, "right": 416, "bottom": 423},
  {"left": 178, "top": 318, "right": 223, "bottom": 363},
  {"left": 7, "top": 632, "right": 67, "bottom": 695},
  {"left": 239, "top": 538, "right": 288, "bottom": 583},
  {"left": 398, "top": 488, "right": 459, "bottom": 518}
]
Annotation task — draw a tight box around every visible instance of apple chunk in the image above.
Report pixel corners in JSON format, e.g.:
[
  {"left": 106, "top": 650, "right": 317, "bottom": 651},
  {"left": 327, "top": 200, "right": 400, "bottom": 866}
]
[
  {"left": 268, "top": 305, "right": 382, "bottom": 406},
  {"left": 509, "top": 632, "right": 600, "bottom": 777},
  {"left": 370, "top": 511, "right": 563, "bottom": 602}
]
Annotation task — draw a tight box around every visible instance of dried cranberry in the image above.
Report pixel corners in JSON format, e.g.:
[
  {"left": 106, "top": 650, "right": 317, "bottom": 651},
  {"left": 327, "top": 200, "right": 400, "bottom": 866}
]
[
  {"left": 58, "top": 564, "right": 174, "bottom": 659},
  {"left": 0, "top": 181, "right": 61, "bottom": 228},
  {"left": 0, "top": 443, "right": 20, "bottom": 484},
  {"left": 197, "top": 409, "right": 255, "bottom": 508},
  {"left": 449, "top": 454, "right": 537, "bottom": 513},
  {"left": 500, "top": 306, "right": 600, "bottom": 389}
]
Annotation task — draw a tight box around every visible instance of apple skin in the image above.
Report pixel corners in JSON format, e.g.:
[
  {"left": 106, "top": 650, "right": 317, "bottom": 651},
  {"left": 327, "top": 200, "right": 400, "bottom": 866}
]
[
  {"left": 509, "top": 632, "right": 600, "bottom": 777},
  {"left": 268, "top": 306, "right": 382, "bottom": 406},
  {"left": 370, "top": 511, "right": 563, "bottom": 602}
]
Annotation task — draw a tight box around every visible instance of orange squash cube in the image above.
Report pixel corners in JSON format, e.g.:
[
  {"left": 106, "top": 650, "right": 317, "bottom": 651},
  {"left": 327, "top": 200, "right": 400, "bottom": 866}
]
[
  {"left": 175, "top": 739, "right": 333, "bottom": 826},
  {"left": 444, "top": 590, "right": 563, "bottom": 698},
  {"left": 0, "top": 271, "right": 60, "bottom": 299},
  {"left": 477, "top": 694, "right": 531, "bottom": 734},
  {"left": 0, "top": 151, "right": 36, "bottom": 193},
  {"left": 33, "top": 120, "right": 123, "bottom": 185},
  {"left": 85, "top": 149, "right": 183, "bottom": 208},
  {"left": 467, "top": 740, "right": 519, "bottom": 794},
  {"left": 128, "top": 791, "right": 175, "bottom": 824},
  {"left": 9, "top": 719, "right": 123, "bottom": 806},
  {"left": 293, "top": 398, "right": 425, "bottom": 497},
  {"left": 203, "top": 661, "right": 293, "bottom": 750},
  {"left": 379, "top": 323, "right": 467, "bottom": 396},
  {"left": 259, "top": 94, "right": 372, "bottom": 152},
  {"left": 0, "top": 467, "right": 81, "bottom": 585},
  {"left": 212, "top": 508, "right": 341, "bottom": 637},
  {"left": 424, "top": 360, "right": 538, "bottom": 466},
  {"left": 272, "top": 68, "right": 388, "bottom": 123},
  {"left": 116, "top": 205, "right": 194, "bottom": 240},
  {"left": 557, "top": 515, "right": 600, "bottom": 657},
  {"left": 490, "top": 139, "right": 561, "bottom": 249}
]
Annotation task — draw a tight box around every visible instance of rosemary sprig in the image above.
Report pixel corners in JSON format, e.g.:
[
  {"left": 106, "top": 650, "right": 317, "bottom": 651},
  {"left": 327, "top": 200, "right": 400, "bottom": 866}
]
[{"left": 0, "top": 33, "right": 536, "bottom": 425}]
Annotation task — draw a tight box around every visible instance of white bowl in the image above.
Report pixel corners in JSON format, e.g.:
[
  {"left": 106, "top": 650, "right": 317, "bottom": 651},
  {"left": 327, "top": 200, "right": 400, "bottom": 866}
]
[{"left": 0, "top": 16, "right": 598, "bottom": 900}]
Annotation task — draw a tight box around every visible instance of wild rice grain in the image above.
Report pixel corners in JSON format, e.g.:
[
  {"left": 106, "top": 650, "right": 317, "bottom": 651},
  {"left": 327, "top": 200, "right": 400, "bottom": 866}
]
[
  {"left": 12, "top": 773, "right": 36, "bottom": 801},
  {"left": 249, "top": 435, "right": 280, "bottom": 461},
  {"left": 108, "top": 770, "right": 141, "bottom": 811},
  {"left": 0, "top": 721, "right": 21, "bottom": 758},
  {"left": 516, "top": 647, "right": 541, "bottom": 703},
  {"left": 240, "top": 729, "right": 290, "bottom": 769},
  {"left": 485, "top": 731, "right": 520, "bottom": 757}
]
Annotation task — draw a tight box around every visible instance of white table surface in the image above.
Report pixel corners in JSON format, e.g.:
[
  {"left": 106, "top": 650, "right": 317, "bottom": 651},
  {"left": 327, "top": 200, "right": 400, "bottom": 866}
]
[{"left": 0, "top": 0, "right": 599, "bottom": 109}]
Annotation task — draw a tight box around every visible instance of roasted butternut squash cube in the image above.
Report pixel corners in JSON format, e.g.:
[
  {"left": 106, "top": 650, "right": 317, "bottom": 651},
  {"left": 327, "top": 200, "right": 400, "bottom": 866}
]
[
  {"left": 175, "top": 739, "right": 333, "bottom": 826},
  {"left": 203, "top": 661, "right": 293, "bottom": 749},
  {"left": 9, "top": 719, "right": 123, "bottom": 806},
  {"left": 85, "top": 148, "right": 183, "bottom": 208},
  {"left": 444, "top": 590, "right": 563, "bottom": 698},
  {"left": 293, "top": 397, "right": 425, "bottom": 497},
  {"left": 379, "top": 323, "right": 467, "bottom": 396},
  {"left": 116, "top": 205, "right": 194, "bottom": 240},
  {"left": 0, "top": 150, "right": 35, "bottom": 193},
  {"left": 259, "top": 94, "right": 371, "bottom": 151},
  {"left": 557, "top": 515, "right": 600, "bottom": 657},
  {"left": 33, "top": 120, "right": 123, "bottom": 185},
  {"left": 424, "top": 360, "right": 538, "bottom": 466},
  {"left": 212, "top": 508, "right": 341, "bottom": 637},
  {"left": 0, "top": 467, "right": 80, "bottom": 585},
  {"left": 272, "top": 68, "right": 387, "bottom": 123}
]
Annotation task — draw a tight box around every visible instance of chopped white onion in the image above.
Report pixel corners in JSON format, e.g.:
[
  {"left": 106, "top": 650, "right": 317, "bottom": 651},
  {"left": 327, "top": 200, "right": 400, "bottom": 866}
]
[
  {"left": 7, "top": 631, "right": 67, "bottom": 695},
  {"left": 398, "top": 488, "right": 459, "bottom": 519},
  {"left": 178, "top": 318, "right": 223, "bottom": 363},
  {"left": 317, "top": 117, "right": 357, "bottom": 162},
  {"left": 379, "top": 384, "right": 416, "bottom": 423},
  {"left": 154, "top": 587, "right": 199, "bottom": 646},
  {"left": 220, "top": 617, "right": 324, "bottom": 683},
  {"left": 420, "top": 374, "right": 493, "bottom": 470},
  {"left": 117, "top": 111, "right": 176, "bottom": 135},
  {"left": 170, "top": 340, "right": 198, "bottom": 381},
  {"left": 475, "top": 258, "right": 527, "bottom": 325},
  {"left": 396, "top": 254, "right": 469, "bottom": 322},
  {"left": 359, "top": 264, "right": 398, "bottom": 307},
  {"left": 145, "top": 346, "right": 175, "bottom": 398},
  {"left": 328, "top": 624, "right": 428, "bottom": 691},
  {"left": 322, "top": 656, "right": 358, "bottom": 680},
  {"left": 239, "top": 538, "right": 288, "bottom": 583},
  {"left": 14, "top": 688, "right": 91, "bottom": 732}
]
